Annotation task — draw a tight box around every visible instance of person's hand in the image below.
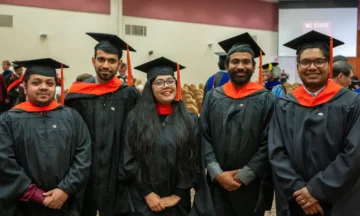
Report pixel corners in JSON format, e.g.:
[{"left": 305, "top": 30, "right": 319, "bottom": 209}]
[
  {"left": 42, "top": 188, "right": 68, "bottom": 209},
  {"left": 233, "top": 172, "right": 242, "bottom": 185},
  {"left": 161, "top": 195, "right": 181, "bottom": 208},
  {"left": 294, "top": 187, "right": 318, "bottom": 208},
  {"left": 215, "top": 170, "right": 241, "bottom": 191},
  {"left": 302, "top": 203, "right": 324, "bottom": 215},
  {"left": 5, "top": 99, "right": 9, "bottom": 104},
  {"left": 145, "top": 192, "right": 165, "bottom": 212}
]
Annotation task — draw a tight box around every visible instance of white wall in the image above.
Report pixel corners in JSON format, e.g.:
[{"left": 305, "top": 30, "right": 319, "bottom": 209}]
[
  {"left": 122, "top": 16, "right": 278, "bottom": 85},
  {"left": 0, "top": 0, "right": 123, "bottom": 88}
]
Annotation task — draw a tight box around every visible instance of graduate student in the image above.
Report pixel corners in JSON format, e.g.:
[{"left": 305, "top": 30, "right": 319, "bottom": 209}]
[
  {"left": 65, "top": 33, "right": 139, "bottom": 216},
  {"left": 122, "top": 57, "right": 199, "bottom": 216},
  {"left": 0, "top": 58, "right": 91, "bottom": 216},
  {"left": 201, "top": 32, "right": 276, "bottom": 216},
  {"left": 269, "top": 30, "right": 360, "bottom": 216}
]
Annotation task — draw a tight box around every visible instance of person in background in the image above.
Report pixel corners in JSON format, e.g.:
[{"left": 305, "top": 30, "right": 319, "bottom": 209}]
[
  {"left": 269, "top": 30, "right": 360, "bottom": 216},
  {"left": 2, "top": 60, "right": 12, "bottom": 80},
  {"left": 124, "top": 57, "right": 200, "bottom": 216},
  {"left": 203, "top": 52, "right": 230, "bottom": 98},
  {"left": 117, "top": 63, "right": 128, "bottom": 82},
  {"left": 263, "top": 62, "right": 286, "bottom": 97},
  {"left": 0, "top": 74, "right": 8, "bottom": 113},
  {"left": 0, "top": 58, "right": 91, "bottom": 216},
  {"left": 331, "top": 60, "right": 353, "bottom": 88},
  {"left": 76, "top": 73, "right": 93, "bottom": 82},
  {"left": 65, "top": 32, "right": 139, "bottom": 216},
  {"left": 202, "top": 32, "right": 276, "bottom": 216},
  {"left": 6, "top": 64, "right": 25, "bottom": 108},
  {"left": 333, "top": 55, "right": 347, "bottom": 63}
]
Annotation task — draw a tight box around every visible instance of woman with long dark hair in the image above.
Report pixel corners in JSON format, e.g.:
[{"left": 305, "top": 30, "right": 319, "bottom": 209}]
[{"left": 123, "top": 57, "right": 199, "bottom": 216}]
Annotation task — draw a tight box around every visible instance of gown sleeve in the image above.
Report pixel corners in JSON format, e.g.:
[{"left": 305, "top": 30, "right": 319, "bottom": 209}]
[
  {"left": 200, "top": 90, "right": 223, "bottom": 181},
  {"left": 306, "top": 96, "right": 360, "bottom": 202},
  {"left": 268, "top": 101, "right": 306, "bottom": 201},
  {"left": 57, "top": 110, "right": 92, "bottom": 196},
  {"left": 0, "top": 114, "right": 32, "bottom": 200}
]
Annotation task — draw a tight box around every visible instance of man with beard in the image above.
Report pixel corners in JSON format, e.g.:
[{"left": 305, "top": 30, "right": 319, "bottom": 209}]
[
  {"left": 200, "top": 32, "right": 276, "bottom": 216},
  {"left": 269, "top": 30, "right": 360, "bottom": 216},
  {"left": 65, "top": 33, "right": 139, "bottom": 216},
  {"left": 0, "top": 58, "right": 91, "bottom": 216}
]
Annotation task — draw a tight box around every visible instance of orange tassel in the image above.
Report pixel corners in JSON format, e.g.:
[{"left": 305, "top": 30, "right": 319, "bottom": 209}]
[
  {"left": 329, "top": 37, "right": 333, "bottom": 79},
  {"left": 175, "top": 63, "right": 182, "bottom": 101},
  {"left": 258, "top": 50, "right": 263, "bottom": 85},
  {"left": 60, "top": 64, "right": 64, "bottom": 105},
  {"left": 126, "top": 45, "right": 134, "bottom": 86}
]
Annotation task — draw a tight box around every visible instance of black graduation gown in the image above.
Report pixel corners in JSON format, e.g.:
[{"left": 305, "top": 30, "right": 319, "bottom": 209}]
[
  {"left": 269, "top": 84, "right": 360, "bottom": 216},
  {"left": 65, "top": 77, "right": 139, "bottom": 216},
  {"left": 123, "top": 112, "right": 197, "bottom": 216},
  {"left": 0, "top": 105, "right": 92, "bottom": 216},
  {"left": 201, "top": 83, "right": 276, "bottom": 216}
]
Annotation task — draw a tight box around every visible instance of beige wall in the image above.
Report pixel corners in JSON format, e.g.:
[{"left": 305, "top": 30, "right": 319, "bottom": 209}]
[{"left": 123, "top": 16, "right": 278, "bottom": 85}]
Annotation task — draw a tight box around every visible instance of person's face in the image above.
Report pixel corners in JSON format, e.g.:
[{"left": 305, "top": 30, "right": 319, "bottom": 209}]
[
  {"left": 24, "top": 75, "right": 56, "bottom": 106},
  {"left": 15, "top": 68, "right": 23, "bottom": 76},
  {"left": 151, "top": 75, "right": 176, "bottom": 105},
  {"left": 337, "top": 70, "right": 354, "bottom": 88},
  {"left": 263, "top": 69, "right": 273, "bottom": 81},
  {"left": 119, "top": 66, "right": 127, "bottom": 77},
  {"left": 297, "top": 48, "right": 329, "bottom": 87},
  {"left": 2, "top": 62, "right": 10, "bottom": 71},
  {"left": 227, "top": 52, "right": 254, "bottom": 86},
  {"left": 92, "top": 50, "right": 121, "bottom": 82}
]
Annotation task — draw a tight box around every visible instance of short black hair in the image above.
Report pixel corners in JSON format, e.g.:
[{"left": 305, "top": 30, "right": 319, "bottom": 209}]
[
  {"left": 225, "top": 44, "right": 256, "bottom": 68},
  {"left": 332, "top": 61, "right": 353, "bottom": 78},
  {"left": 333, "top": 55, "right": 347, "bottom": 63}
]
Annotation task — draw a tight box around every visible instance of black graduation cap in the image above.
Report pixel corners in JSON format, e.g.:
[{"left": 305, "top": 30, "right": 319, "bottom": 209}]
[
  {"left": 215, "top": 52, "right": 227, "bottom": 61},
  {"left": 12, "top": 58, "right": 69, "bottom": 78},
  {"left": 283, "top": 30, "right": 344, "bottom": 52},
  {"left": 86, "top": 32, "right": 136, "bottom": 52},
  {"left": 262, "top": 62, "right": 279, "bottom": 70},
  {"left": 134, "top": 57, "right": 185, "bottom": 80},
  {"left": 218, "top": 32, "right": 265, "bottom": 58}
]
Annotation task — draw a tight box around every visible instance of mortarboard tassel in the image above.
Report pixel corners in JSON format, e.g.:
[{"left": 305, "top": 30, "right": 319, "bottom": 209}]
[
  {"left": 60, "top": 64, "right": 64, "bottom": 105},
  {"left": 126, "top": 45, "right": 134, "bottom": 86},
  {"left": 329, "top": 37, "right": 333, "bottom": 79},
  {"left": 258, "top": 50, "right": 263, "bottom": 85},
  {"left": 175, "top": 63, "right": 182, "bottom": 101}
]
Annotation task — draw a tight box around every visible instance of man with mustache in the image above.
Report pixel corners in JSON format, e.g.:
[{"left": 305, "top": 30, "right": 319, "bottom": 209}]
[
  {"left": 0, "top": 58, "right": 91, "bottom": 216},
  {"left": 269, "top": 30, "right": 360, "bottom": 216},
  {"left": 65, "top": 33, "right": 139, "bottom": 216},
  {"left": 200, "top": 32, "right": 276, "bottom": 216}
]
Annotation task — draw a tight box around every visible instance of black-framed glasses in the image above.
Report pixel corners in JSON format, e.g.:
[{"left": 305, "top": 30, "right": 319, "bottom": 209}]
[
  {"left": 153, "top": 79, "right": 176, "bottom": 88},
  {"left": 298, "top": 58, "right": 327, "bottom": 69}
]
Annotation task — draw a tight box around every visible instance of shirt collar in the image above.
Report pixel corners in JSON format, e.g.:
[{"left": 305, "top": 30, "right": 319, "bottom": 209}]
[{"left": 304, "top": 85, "right": 326, "bottom": 97}]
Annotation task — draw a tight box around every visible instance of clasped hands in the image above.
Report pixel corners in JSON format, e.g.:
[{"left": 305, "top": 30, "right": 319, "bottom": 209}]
[
  {"left": 215, "top": 169, "right": 242, "bottom": 191},
  {"left": 145, "top": 192, "right": 181, "bottom": 212},
  {"left": 293, "top": 187, "right": 324, "bottom": 215},
  {"left": 42, "top": 188, "right": 69, "bottom": 210}
]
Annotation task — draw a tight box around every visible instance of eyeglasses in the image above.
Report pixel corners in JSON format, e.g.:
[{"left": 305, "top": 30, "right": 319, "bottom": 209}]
[
  {"left": 153, "top": 79, "right": 176, "bottom": 88},
  {"left": 298, "top": 58, "right": 327, "bottom": 69}
]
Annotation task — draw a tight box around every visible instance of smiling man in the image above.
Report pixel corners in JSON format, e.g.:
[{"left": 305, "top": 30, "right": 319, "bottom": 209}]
[
  {"left": 269, "top": 31, "right": 360, "bottom": 216},
  {"left": 65, "top": 33, "right": 139, "bottom": 216},
  {"left": 0, "top": 58, "right": 91, "bottom": 216},
  {"left": 200, "top": 32, "right": 276, "bottom": 216}
]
